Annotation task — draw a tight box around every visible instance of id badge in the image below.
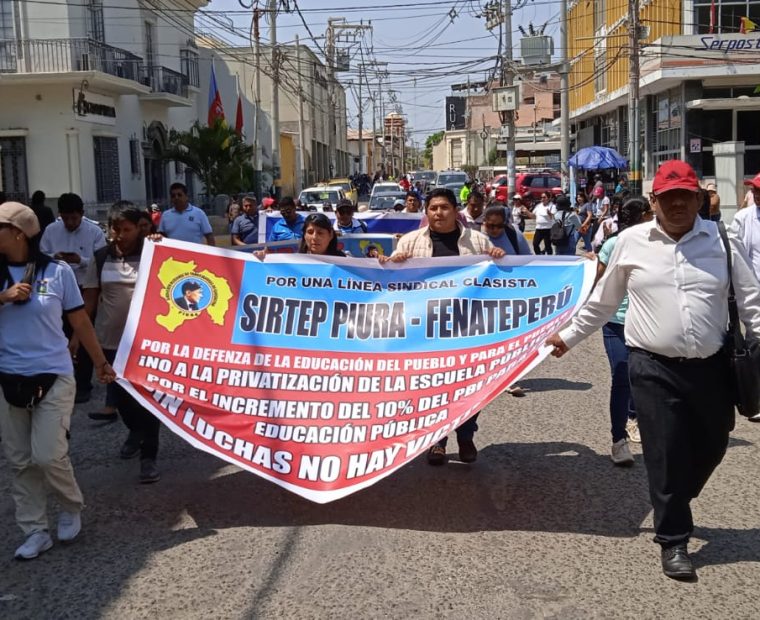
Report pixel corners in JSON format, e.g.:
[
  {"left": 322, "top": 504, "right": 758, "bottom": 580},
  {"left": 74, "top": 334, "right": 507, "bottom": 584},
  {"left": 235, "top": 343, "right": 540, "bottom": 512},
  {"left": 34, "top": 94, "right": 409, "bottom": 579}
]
[{"left": 35, "top": 279, "right": 49, "bottom": 295}]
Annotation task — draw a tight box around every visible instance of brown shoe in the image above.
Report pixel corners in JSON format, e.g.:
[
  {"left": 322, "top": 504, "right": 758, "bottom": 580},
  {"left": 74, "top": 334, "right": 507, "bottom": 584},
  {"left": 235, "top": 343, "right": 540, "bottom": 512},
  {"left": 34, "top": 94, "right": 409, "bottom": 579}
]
[
  {"left": 458, "top": 438, "right": 478, "bottom": 463},
  {"left": 426, "top": 445, "right": 447, "bottom": 466}
]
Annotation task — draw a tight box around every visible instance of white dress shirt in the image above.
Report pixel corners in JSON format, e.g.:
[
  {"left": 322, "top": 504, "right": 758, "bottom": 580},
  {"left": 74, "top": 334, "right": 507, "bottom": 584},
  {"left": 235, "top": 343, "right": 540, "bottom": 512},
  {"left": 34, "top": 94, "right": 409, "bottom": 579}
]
[
  {"left": 560, "top": 217, "right": 760, "bottom": 358},
  {"left": 730, "top": 205, "right": 760, "bottom": 281},
  {"left": 40, "top": 217, "right": 107, "bottom": 286}
]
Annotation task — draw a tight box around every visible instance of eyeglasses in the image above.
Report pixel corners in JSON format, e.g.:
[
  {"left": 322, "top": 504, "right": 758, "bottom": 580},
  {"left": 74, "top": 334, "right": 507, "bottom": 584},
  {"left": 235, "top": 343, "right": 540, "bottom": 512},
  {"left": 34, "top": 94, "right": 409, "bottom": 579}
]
[{"left": 483, "top": 222, "right": 505, "bottom": 229}]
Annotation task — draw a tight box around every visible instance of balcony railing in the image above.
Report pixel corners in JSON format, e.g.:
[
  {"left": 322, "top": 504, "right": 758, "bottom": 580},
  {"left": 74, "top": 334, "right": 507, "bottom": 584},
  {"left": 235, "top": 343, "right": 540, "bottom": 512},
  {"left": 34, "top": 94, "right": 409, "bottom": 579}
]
[
  {"left": 140, "top": 65, "right": 189, "bottom": 98},
  {"left": 0, "top": 38, "right": 142, "bottom": 81}
]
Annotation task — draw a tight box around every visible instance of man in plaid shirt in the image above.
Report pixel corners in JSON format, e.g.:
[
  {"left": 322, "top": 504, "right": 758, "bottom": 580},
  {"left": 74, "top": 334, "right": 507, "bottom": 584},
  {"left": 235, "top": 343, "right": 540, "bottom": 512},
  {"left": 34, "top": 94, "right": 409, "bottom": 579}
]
[{"left": 386, "top": 187, "right": 505, "bottom": 465}]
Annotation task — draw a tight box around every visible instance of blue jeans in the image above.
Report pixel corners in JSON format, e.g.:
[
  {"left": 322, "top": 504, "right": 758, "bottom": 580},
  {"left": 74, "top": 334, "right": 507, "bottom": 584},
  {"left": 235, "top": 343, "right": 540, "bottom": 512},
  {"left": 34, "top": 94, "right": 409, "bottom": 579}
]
[
  {"left": 581, "top": 224, "right": 594, "bottom": 251},
  {"left": 437, "top": 413, "right": 479, "bottom": 447},
  {"left": 602, "top": 322, "right": 635, "bottom": 442}
]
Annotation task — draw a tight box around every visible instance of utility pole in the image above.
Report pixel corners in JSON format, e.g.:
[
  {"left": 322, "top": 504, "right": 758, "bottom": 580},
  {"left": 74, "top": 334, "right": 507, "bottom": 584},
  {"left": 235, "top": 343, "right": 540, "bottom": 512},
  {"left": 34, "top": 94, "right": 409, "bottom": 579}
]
[
  {"left": 503, "top": 0, "right": 516, "bottom": 201},
  {"left": 295, "top": 34, "right": 307, "bottom": 190},
  {"left": 371, "top": 92, "right": 377, "bottom": 174},
  {"left": 560, "top": 0, "right": 570, "bottom": 192},
  {"left": 269, "top": 0, "right": 280, "bottom": 196},
  {"left": 325, "top": 19, "right": 372, "bottom": 179},
  {"left": 628, "top": 0, "right": 641, "bottom": 194},
  {"left": 358, "top": 63, "right": 364, "bottom": 174},
  {"left": 253, "top": 7, "right": 262, "bottom": 198}
]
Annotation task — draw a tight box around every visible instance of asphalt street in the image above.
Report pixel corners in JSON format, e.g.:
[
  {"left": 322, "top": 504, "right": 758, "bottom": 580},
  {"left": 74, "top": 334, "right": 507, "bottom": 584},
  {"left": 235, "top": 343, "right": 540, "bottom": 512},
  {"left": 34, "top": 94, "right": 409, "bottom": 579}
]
[{"left": 1, "top": 334, "right": 760, "bottom": 619}]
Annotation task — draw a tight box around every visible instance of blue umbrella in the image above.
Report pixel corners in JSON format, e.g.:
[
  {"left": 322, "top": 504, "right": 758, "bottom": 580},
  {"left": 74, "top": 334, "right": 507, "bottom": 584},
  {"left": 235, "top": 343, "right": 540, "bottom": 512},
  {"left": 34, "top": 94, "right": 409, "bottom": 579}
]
[{"left": 568, "top": 146, "right": 628, "bottom": 170}]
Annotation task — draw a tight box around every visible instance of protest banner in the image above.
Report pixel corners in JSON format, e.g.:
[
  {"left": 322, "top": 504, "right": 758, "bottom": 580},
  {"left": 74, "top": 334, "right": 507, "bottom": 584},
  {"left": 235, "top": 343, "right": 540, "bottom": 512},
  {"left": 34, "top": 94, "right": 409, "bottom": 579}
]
[
  {"left": 242, "top": 234, "right": 397, "bottom": 257},
  {"left": 258, "top": 211, "right": 422, "bottom": 243},
  {"left": 114, "top": 239, "right": 596, "bottom": 503}
]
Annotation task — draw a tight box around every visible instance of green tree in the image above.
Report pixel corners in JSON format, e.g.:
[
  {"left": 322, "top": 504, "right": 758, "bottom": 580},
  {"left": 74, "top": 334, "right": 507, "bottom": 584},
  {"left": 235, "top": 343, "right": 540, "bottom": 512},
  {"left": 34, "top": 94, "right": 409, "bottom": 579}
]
[
  {"left": 423, "top": 131, "right": 445, "bottom": 168},
  {"left": 164, "top": 119, "right": 255, "bottom": 197},
  {"left": 487, "top": 147, "right": 501, "bottom": 166}
]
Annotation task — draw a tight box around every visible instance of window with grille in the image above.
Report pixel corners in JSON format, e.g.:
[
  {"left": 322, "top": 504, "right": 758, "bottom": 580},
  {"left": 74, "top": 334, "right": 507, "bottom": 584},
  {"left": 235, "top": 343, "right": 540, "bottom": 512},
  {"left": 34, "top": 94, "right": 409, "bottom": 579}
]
[
  {"left": 694, "top": 0, "right": 760, "bottom": 34},
  {"left": 0, "top": 137, "right": 29, "bottom": 203},
  {"left": 88, "top": 0, "right": 105, "bottom": 43},
  {"left": 129, "top": 137, "right": 140, "bottom": 176},
  {"left": 0, "top": 0, "right": 16, "bottom": 72},
  {"left": 180, "top": 49, "right": 199, "bottom": 87},
  {"left": 93, "top": 136, "right": 121, "bottom": 202}
]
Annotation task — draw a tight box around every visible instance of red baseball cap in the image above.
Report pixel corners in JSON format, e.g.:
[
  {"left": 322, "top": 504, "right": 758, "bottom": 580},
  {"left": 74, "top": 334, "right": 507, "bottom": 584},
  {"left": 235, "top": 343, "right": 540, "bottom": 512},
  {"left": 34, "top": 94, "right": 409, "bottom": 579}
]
[
  {"left": 744, "top": 173, "right": 760, "bottom": 190},
  {"left": 652, "top": 160, "right": 701, "bottom": 195}
]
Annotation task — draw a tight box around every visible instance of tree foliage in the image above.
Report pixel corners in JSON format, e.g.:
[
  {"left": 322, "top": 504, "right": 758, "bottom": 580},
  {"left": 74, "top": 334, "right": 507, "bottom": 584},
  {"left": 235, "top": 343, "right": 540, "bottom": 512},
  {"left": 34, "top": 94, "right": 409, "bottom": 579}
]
[
  {"left": 164, "top": 119, "right": 255, "bottom": 197},
  {"left": 423, "top": 131, "right": 445, "bottom": 168}
]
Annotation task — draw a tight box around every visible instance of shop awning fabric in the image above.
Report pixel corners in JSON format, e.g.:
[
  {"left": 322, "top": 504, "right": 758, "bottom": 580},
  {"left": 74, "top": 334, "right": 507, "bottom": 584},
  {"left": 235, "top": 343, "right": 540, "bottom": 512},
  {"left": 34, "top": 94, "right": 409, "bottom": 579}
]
[{"left": 568, "top": 146, "right": 628, "bottom": 170}]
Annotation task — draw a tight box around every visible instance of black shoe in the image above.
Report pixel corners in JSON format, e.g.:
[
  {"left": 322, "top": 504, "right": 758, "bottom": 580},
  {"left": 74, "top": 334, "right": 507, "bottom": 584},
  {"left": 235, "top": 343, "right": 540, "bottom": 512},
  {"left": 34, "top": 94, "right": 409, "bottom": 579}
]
[
  {"left": 139, "top": 459, "right": 161, "bottom": 484},
  {"left": 458, "top": 438, "right": 478, "bottom": 463},
  {"left": 88, "top": 411, "right": 118, "bottom": 422},
  {"left": 120, "top": 434, "right": 142, "bottom": 460},
  {"left": 426, "top": 445, "right": 447, "bottom": 466},
  {"left": 74, "top": 390, "right": 92, "bottom": 404},
  {"left": 661, "top": 544, "right": 696, "bottom": 580}
]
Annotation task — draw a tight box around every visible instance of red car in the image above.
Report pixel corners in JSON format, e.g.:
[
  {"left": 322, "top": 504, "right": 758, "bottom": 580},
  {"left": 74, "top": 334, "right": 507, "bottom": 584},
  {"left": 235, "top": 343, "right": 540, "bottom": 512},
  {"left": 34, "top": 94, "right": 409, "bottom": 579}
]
[{"left": 490, "top": 172, "right": 563, "bottom": 206}]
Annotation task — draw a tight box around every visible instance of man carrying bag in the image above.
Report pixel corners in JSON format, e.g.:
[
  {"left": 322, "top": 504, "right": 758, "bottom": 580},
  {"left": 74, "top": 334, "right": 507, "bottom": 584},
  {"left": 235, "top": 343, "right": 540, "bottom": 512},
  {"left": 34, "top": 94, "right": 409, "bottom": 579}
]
[{"left": 546, "top": 160, "right": 760, "bottom": 581}]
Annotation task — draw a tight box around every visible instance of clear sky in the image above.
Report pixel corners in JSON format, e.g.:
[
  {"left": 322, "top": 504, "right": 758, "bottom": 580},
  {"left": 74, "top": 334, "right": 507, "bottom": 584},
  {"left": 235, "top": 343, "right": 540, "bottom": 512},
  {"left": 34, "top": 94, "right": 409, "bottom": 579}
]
[{"left": 200, "top": 0, "right": 559, "bottom": 146}]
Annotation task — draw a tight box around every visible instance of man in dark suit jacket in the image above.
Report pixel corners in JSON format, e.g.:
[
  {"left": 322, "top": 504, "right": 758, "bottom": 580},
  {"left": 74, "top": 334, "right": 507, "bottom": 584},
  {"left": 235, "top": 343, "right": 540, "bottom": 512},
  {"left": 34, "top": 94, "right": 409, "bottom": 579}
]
[{"left": 174, "top": 281, "right": 203, "bottom": 311}]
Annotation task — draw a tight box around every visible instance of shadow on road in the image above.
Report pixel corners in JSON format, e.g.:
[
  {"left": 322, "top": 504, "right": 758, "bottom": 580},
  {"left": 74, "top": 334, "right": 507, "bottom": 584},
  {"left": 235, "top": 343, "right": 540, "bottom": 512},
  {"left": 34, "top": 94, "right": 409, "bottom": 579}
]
[
  {"left": 162, "top": 441, "right": 650, "bottom": 538},
  {"left": 691, "top": 527, "right": 760, "bottom": 568},
  {"left": 515, "top": 378, "right": 594, "bottom": 393}
]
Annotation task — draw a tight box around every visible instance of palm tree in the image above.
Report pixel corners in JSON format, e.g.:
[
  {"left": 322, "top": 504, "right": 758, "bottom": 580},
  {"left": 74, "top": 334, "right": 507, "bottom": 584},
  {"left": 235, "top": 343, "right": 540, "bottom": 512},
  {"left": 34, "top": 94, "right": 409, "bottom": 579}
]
[{"left": 164, "top": 119, "right": 254, "bottom": 197}]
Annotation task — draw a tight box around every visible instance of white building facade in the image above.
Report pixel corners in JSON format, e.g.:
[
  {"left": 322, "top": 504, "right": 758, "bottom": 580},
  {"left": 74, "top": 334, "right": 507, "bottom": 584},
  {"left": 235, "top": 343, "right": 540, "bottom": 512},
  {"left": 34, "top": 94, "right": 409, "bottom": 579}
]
[{"left": 0, "top": 0, "right": 205, "bottom": 213}]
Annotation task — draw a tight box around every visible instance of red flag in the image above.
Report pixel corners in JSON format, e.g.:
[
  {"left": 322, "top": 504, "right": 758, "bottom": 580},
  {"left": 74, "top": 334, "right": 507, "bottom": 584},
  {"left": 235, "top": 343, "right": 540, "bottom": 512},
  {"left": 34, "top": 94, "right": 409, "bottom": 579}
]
[
  {"left": 709, "top": 0, "right": 716, "bottom": 34},
  {"left": 207, "top": 64, "right": 225, "bottom": 126},
  {"left": 235, "top": 95, "right": 244, "bottom": 135}
]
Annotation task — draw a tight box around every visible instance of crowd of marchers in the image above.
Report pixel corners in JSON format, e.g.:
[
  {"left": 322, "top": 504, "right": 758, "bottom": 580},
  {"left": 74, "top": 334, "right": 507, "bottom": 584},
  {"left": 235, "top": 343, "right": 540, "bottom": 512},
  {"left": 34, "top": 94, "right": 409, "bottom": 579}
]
[{"left": 0, "top": 161, "right": 760, "bottom": 582}]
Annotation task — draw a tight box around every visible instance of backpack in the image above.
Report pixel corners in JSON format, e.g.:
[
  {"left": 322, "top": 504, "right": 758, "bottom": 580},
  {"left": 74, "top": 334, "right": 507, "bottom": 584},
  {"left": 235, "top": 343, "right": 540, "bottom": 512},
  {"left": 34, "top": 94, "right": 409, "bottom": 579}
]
[
  {"left": 504, "top": 225, "right": 520, "bottom": 254},
  {"left": 550, "top": 212, "right": 572, "bottom": 246}
]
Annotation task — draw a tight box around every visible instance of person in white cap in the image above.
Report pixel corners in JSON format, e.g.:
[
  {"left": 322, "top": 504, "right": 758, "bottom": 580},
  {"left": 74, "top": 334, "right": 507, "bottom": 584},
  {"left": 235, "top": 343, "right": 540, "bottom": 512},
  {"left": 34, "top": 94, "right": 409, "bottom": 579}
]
[{"left": 0, "top": 202, "right": 115, "bottom": 560}]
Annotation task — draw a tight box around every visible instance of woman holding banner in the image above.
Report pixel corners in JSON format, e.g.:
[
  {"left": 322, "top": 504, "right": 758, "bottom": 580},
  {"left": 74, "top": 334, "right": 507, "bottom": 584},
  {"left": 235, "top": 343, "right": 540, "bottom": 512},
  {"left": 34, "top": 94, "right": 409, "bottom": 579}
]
[{"left": 299, "top": 214, "right": 346, "bottom": 257}]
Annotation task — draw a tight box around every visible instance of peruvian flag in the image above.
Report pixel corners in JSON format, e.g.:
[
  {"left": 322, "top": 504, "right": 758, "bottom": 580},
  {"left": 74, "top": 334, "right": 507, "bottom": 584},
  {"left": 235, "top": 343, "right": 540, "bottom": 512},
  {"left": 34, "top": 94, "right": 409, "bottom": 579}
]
[
  {"left": 208, "top": 63, "right": 225, "bottom": 126},
  {"left": 235, "top": 94, "right": 244, "bottom": 135}
]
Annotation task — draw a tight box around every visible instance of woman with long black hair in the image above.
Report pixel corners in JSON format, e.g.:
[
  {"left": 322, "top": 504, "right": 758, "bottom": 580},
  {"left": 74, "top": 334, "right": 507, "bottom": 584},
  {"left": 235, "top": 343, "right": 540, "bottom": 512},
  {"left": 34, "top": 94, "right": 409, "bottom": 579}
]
[
  {"left": 299, "top": 213, "right": 346, "bottom": 257},
  {"left": 0, "top": 202, "right": 114, "bottom": 560},
  {"left": 595, "top": 196, "right": 654, "bottom": 465}
]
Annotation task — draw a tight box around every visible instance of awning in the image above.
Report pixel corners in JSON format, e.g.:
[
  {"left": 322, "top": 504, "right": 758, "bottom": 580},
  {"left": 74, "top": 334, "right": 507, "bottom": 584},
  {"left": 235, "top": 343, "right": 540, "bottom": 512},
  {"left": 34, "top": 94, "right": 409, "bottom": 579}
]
[{"left": 687, "top": 97, "right": 760, "bottom": 110}]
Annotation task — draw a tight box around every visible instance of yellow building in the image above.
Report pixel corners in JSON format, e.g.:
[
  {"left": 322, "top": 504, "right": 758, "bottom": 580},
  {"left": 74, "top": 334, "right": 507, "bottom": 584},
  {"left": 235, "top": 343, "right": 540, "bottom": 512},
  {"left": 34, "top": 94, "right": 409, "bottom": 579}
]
[{"left": 567, "top": 0, "right": 760, "bottom": 196}]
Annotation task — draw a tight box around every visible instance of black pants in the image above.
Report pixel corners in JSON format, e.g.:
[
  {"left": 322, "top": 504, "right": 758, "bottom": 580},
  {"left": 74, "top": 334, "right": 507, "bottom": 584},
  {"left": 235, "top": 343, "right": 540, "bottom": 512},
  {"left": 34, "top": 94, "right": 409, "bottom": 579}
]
[
  {"left": 104, "top": 350, "right": 161, "bottom": 460},
  {"left": 628, "top": 348, "right": 735, "bottom": 548},
  {"left": 63, "top": 314, "right": 93, "bottom": 396},
  {"left": 533, "top": 229, "right": 553, "bottom": 255}
]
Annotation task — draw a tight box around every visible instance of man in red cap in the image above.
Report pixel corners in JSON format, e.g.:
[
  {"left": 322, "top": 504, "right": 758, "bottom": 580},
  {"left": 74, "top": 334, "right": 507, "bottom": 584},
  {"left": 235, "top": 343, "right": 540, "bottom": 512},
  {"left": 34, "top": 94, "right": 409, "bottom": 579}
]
[{"left": 546, "top": 160, "right": 760, "bottom": 580}]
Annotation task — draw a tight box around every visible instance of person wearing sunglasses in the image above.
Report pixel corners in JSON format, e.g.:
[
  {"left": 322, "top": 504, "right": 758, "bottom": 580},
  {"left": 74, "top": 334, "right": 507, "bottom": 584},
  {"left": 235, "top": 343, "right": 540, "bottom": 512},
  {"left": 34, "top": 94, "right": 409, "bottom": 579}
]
[{"left": 0, "top": 202, "right": 115, "bottom": 560}]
